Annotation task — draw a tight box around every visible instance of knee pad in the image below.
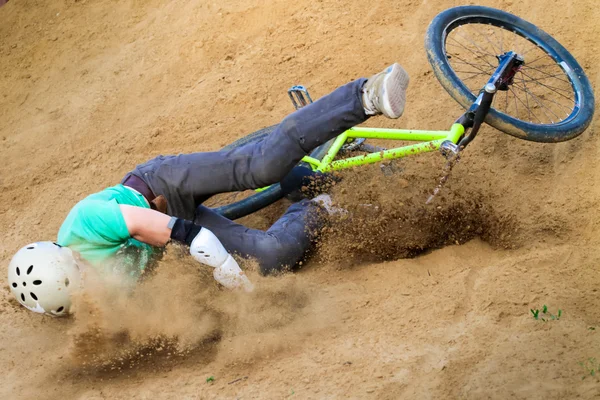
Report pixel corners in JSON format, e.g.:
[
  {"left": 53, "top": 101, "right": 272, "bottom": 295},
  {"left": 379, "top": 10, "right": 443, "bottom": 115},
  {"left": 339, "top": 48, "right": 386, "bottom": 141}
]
[{"left": 189, "top": 228, "right": 254, "bottom": 292}]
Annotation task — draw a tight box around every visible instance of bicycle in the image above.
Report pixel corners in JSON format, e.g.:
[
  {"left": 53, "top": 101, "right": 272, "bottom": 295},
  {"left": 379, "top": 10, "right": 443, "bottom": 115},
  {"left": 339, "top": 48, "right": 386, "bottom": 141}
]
[{"left": 208, "top": 5, "right": 595, "bottom": 221}]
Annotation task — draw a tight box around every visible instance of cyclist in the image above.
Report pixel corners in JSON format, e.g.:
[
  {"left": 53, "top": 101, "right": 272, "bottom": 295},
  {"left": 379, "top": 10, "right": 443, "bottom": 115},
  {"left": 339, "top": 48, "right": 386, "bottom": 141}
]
[{"left": 7, "top": 63, "right": 410, "bottom": 316}]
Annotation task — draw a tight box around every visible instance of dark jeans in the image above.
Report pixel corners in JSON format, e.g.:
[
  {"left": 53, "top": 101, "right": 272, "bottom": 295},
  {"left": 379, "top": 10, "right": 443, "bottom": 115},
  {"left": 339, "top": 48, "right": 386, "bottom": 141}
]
[{"left": 126, "top": 78, "right": 368, "bottom": 274}]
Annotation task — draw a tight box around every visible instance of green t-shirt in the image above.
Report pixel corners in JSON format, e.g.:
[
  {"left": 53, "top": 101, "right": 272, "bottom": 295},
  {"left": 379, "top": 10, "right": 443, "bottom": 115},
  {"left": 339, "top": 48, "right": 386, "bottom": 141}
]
[{"left": 57, "top": 184, "right": 156, "bottom": 278}]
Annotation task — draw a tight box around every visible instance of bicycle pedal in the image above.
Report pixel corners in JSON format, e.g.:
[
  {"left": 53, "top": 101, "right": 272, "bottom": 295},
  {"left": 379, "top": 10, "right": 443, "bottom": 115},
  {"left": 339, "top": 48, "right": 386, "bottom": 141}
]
[{"left": 288, "top": 85, "right": 314, "bottom": 110}]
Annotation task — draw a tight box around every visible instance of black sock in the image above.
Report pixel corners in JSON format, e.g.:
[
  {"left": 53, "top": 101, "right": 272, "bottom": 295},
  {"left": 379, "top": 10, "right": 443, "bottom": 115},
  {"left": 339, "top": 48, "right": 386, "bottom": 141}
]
[{"left": 170, "top": 218, "right": 202, "bottom": 246}]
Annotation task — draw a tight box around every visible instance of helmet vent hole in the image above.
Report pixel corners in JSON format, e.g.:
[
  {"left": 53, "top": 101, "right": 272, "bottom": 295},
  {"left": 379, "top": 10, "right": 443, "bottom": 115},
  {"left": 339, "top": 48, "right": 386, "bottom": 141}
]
[
  {"left": 204, "top": 255, "right": 210, "bottom": 258},
  {"left": 26, "top": 246, "right": 35, "bottom": 250},
  {"left": 65, "top": 278, "right": 70, "bottom": 287},
  {"left": 53, "top": 242, "right": 62, "bottom": 248},
  {"left": 30, "top": 292, "right": 38, "bottom": 301},
  {"left": 22, "top": 282, "right": 26, "bottom": 287},
  {"left": 27, "top": 265, "right": 33, "bottom": 275},
  {"left": 16, "top": 267, "right": 20, "bottom": 276},
  {"left": 56, "top": 306, "right": 64, "bottom": 313},
  {"left": 199, "top": 251, "right": 205, "bottom": 254},
  {"left": 20, "top": 293, "right": 25, "bottom": 302},
  {"left": 33, "top": 280, "right": 42, "bottom": 285},
  {"left": 11, "top": 283, "right": 17, "bottom": 288}
]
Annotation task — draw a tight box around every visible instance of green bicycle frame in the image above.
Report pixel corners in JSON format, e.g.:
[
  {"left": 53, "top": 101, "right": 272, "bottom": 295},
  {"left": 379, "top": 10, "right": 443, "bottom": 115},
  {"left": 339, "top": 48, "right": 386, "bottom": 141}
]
[
  {"left": 305, "top": 123, "right": 465, "bottom": 172},
  {"left": 254, "top": 123, "right": 465, "bottom": 192}
]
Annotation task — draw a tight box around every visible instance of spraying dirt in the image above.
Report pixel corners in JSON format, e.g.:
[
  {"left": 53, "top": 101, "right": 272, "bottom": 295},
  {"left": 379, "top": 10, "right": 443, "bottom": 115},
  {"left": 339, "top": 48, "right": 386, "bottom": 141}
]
[
  {"left": 313, "top": 156, "right": 519, "bottom": 266},
  {"left": 1, "top": 0, "right": 599, "bottom": 399}
]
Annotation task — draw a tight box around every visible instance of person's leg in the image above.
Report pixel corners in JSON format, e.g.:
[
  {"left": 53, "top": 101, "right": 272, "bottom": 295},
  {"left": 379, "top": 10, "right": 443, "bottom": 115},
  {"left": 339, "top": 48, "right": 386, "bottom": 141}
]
[
  {"left": 133, "top": 78, "right": 368, "bottom": 220},
  {"left": 219, "top": 77, "right": 370, "bottom": 189},
  {"left": 134, "top": 63, "right": 409, "bottom": 220},
  {"left": 194, "top": 201, "right": 325, "bottom": 275}
]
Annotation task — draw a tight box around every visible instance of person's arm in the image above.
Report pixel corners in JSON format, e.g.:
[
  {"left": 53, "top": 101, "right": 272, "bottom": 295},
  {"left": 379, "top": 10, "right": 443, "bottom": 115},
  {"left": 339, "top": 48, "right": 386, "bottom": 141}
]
[
  {"left": 119, "top": 204, "right": 172, "bottom": 246},
  {"left": 119, "top": 204, "right": 201, "bottom": 247},
  {"left": 119, "top": 204, "right": 253, "bottom": 291}
]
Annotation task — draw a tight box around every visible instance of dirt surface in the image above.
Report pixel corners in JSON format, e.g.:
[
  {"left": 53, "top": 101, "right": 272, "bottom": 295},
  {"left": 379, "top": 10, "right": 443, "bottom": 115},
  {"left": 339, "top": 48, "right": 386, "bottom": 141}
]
[{"left": 1, "top": 0, "right": 599, "bottom": 398}]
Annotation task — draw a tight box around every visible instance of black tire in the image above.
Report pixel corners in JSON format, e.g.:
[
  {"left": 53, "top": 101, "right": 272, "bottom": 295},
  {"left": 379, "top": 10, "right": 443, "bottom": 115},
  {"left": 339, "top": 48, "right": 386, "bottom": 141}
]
[
  {"left": 425, "top": 6, "right": 595, "bottom": 142},
  {"left": 211, "top": 125, "right": 335, "bottom": 220}
]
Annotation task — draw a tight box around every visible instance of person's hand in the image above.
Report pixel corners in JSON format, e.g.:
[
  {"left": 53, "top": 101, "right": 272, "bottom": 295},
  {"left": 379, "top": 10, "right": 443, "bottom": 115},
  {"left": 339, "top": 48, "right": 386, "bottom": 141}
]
[{"left": 279, "top": 166, "right": 339, "bottom": 201}]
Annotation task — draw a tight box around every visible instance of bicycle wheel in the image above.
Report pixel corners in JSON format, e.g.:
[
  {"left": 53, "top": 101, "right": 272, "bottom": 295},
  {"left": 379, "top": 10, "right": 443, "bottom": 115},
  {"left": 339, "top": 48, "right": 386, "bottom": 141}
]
[
  {"left": 425, "top": 6, "right": 595, "bottom": 142},
  {"left": 209, "top": 125, "right": 335, "bottom": 220}
]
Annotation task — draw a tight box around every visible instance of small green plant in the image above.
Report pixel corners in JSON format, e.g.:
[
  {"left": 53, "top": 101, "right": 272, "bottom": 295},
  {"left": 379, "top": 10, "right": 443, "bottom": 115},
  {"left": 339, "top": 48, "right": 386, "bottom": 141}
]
[
  {"left": 530, "top": 305, "right": 562, "bottom": 322},
  {"left": 579, "top": 358, "right": 600, "bottom": 380},
  {"left": 206, "top": 376, "right": 215, "bottom": 383}
]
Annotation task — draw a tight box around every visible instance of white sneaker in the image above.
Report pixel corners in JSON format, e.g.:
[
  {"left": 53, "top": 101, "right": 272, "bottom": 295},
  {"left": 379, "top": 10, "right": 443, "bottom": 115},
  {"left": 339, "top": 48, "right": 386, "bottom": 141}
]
[{"left": 362, "top": 63, "right": 410, "bottom": 119}]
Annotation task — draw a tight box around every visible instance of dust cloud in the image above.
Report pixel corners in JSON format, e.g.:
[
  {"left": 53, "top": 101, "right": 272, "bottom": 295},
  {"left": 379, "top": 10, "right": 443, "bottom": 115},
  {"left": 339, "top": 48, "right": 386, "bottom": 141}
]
[{"left": 67, "top": 246, "right": 331, "bottom": 371}]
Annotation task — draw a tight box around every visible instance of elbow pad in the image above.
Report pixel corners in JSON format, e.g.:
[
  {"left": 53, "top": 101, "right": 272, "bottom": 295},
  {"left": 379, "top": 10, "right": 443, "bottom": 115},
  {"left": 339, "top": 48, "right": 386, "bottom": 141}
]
[{"left": 189, "top": 228, "right": 254, "bottom": 292}]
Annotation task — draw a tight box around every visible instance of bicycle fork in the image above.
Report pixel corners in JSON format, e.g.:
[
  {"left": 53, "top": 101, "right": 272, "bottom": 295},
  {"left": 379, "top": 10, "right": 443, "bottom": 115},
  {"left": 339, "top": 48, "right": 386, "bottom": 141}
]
[{"left": 445, "top": 51, "right": 525, "bottom": 157}]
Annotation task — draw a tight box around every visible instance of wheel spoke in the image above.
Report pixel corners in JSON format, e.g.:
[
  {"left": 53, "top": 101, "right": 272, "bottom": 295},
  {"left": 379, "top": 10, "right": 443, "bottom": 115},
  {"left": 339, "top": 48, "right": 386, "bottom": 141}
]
[
  {"left": 514, "top": 85, "right": 557, "bottom": 123},
  {"left": 521, "top": 65, "right": 571, "bottom": 84},
  {"left": 512, "top": 86, "right": 519, "bottom": 117},
  {"left": 512, "top": 78, "right": 572, "bottom": 121},
  {"left": 447, "top": 51, "right": 494, "bottom": 74},
  {"left": 517, "top": 43, "right": 540, "bottom": 57},
  {"left": 448, "top": 59, "right": 494, "bottom": 69},
  {"left": 516, "top": 72, "right": 539, "bottom": 123},
  {"left": 518, "top": 73, "right": 571, "bottom": 83},
  {"left": 473, "top": 25, "right": 502, "bottom": 55},
  {"left": 460, "top": 72, "right": 491, "bottom": 88},
  {"left": 452, "top": 70, "right": 490, "bottom": 76},
  {"left": 454, "top": 29, "right": 498, "bottom": 59},
  {"left": 448, "top": 37, "right": 497, "bottom": 69},
  {"left": 508, "top": 86, "right": 540, "bottom": 123},
  {"left": 518, "top": 70, "right": 574, "bottom": 100},
  {"left": 513, "top": 82, "right": 573, "bottom": 116},
  {"left": 523, "top": 63, "right": 563, "bottom": 69},
  {"left": 523, "top": 53, "right": 548, "bottom": 66},
  {"left": 518, "top": 78, "right": 573, "bottom": 95}
]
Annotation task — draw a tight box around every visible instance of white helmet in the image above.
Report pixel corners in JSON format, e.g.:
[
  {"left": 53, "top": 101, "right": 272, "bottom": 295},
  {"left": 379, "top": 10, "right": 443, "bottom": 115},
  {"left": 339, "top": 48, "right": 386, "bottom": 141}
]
[{"left": 7, "top": 241, "right": 81, "bottom": 317}]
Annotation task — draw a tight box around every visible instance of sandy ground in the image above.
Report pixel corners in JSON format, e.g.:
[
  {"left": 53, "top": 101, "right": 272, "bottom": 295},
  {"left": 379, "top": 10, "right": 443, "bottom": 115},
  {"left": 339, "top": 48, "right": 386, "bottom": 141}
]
[{"left": 1, "top": 0, "right": 599, "bottom": 398}]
